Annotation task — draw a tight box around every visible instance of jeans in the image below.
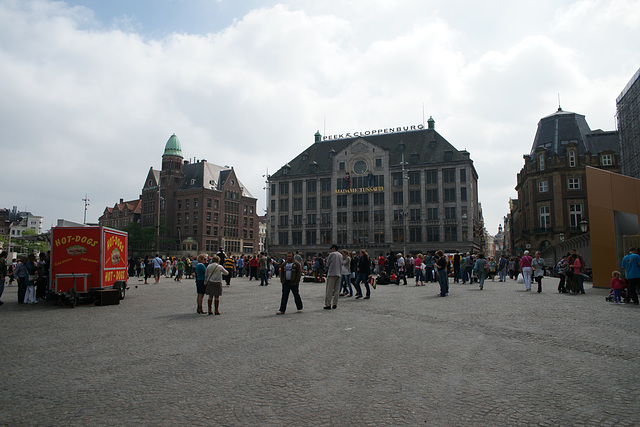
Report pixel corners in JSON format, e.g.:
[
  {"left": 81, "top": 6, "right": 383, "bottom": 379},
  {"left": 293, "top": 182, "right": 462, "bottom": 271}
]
[
  {"left": 17, "top": 276, "right": 27, "bottom": 304},
  {"left": 437, "top": 270, "right": 449, "bottom": 296},
  {"left": 279, "top": 280, "right": 303, "bottom": 312},
  {"left": 522, "top": 267, "right": 533, "bottom": 290},
  {"left": 425, "top": 267, "right": 434, "bottom": 283},
  {"left": 498, "top": 269, "right": 507, "bottom": 282},
  {"left": 260, "top": 270, "right": 269, "bottom": 285},
  {"left": 453, "top": 266, "right": 460, "bottom": 283},
  {"left": 353, "top": 273, "right": 370, "bottom": 297},
  {"left": 462, "top": 266, "right": 473, "bottom": 283},
  {"left": 414, "top": 269, "right": 423, "bottom": 284},
  {"left": 340, "top": 274, "right": 353, "bottom": 295},
  {"left": 477, "top": 272, "right": 487, "bottom": 289},
  {"left": 627, "top": 277, "right": 639, "bottom": 304}
]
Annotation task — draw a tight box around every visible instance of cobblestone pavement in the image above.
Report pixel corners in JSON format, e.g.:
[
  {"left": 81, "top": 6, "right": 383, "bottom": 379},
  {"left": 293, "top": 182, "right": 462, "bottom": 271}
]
[{"left": 1, "top": 274, "right": 638, "bottom": 426}]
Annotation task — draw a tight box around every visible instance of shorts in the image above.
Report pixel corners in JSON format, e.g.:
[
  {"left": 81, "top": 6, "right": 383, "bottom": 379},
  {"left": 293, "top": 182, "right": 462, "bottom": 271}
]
[
  {"left": 154, "top": 268, "right": 161, "bottom": 279},
  {"left": 206, "top": 281, "right": 222, "bottom": 296},
  {"left": 196, "top": 279, "right": 206, "bottom": 295}
]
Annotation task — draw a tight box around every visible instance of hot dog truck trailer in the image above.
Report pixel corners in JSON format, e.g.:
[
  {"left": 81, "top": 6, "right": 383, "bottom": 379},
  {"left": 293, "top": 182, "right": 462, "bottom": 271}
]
[{"left": 50, "top": 226, "right": 128, "bottom": 307}]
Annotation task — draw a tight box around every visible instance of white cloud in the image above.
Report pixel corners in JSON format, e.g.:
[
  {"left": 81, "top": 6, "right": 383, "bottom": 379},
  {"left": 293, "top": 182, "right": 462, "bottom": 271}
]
[{"left": 0, "top": 0, "right": 638, "bottom": 235}]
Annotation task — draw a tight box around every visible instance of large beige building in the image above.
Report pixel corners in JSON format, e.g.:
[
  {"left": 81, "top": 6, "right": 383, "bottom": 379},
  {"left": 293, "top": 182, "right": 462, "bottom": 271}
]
[{"left": 267, "top": 119, "right": 484, "bottom": 257}]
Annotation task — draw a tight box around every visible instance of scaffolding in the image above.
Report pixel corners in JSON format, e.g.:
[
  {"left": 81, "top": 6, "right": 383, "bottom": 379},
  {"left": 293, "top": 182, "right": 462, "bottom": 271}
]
[{"left": 616, "top": 67, "right": 640, "bottom": 179}]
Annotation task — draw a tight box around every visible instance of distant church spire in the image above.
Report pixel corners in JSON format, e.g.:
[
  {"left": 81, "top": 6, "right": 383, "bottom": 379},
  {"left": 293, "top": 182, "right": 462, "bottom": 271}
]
[{"left": 557, "top": 93, "right": 562, "bottom": 112}]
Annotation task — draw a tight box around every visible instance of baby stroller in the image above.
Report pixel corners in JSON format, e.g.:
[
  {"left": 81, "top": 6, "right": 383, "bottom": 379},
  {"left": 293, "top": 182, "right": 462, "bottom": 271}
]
[{"left": 605, "top": 288, "right": 628, "bottom": 302}]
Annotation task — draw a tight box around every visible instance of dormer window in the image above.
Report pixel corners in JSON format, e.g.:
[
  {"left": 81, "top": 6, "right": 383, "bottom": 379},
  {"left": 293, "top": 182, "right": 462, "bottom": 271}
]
[
  {"left": 568, "top": 150, "right": 576, "bottom": 167},
  {"left": 539, "top": 154, "right": 545, "bottom": 171},
  {"left": 601, "top": 153, "right": 613, "bottom": 166}
]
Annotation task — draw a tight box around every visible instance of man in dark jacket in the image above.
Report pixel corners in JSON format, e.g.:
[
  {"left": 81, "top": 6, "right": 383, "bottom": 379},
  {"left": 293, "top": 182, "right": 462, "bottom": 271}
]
[{"left": 277, "top": 252, "right": 303, "bottom": 314}]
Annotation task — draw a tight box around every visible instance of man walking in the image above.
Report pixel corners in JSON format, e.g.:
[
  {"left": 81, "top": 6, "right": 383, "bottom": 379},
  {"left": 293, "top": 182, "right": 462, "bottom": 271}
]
[
  {"left": 152, "top": 254, "right": 163, "bottom": 284},
  {"left": 277, "top": 252, "right": 303, "bottom": 314},
  {"left": 621, "top": 247, "right": 640, "bottom": 305},
  {"left": 259, "top": 252, "right": 269, "bottom": 286},
  {"left": 324, "top": 244, "right": 342, "bottom": 309}
]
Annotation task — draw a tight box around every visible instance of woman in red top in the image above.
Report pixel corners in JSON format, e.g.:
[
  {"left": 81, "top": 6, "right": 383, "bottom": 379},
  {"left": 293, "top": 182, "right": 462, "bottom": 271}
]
[
  {"left": 249, "top": 255, "right": 260, "bottom": 281},
  {"left": 519, "top": 250, "right": 533, "bottom": 291},
  {"left": 569, "top": 254, "right": 582, "bottom": 294}
]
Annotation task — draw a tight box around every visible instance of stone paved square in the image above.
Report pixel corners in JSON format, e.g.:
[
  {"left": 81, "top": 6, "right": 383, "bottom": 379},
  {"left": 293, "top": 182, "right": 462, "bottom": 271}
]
[{"left": 1, "top": 275, "right": 638, "bottom": 426}]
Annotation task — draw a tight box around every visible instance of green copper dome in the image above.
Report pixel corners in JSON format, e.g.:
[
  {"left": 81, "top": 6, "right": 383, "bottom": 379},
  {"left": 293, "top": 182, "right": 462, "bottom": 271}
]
[{"left": 163, "top": 133, "right": 183, "bottom": 157}]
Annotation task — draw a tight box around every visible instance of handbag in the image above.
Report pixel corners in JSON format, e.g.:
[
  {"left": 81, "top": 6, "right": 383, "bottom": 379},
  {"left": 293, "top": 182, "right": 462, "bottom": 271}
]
[{"left": 517, "top": 273, "right": 524, "bottom": 283}]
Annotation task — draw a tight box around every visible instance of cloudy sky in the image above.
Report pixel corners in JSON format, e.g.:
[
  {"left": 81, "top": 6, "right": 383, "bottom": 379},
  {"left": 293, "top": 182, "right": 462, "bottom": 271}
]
[{"left": 1, "top": 0, "right": 639, "bottom": 236}]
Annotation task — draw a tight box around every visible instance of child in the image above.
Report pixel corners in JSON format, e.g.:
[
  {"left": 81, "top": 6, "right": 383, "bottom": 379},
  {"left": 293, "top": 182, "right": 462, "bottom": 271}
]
[
  {"left": 390, "top": 269, "right": 397, "bottom": 284},
  {"left": 611, "top": 271, "right": 626, "bottom": 304}
]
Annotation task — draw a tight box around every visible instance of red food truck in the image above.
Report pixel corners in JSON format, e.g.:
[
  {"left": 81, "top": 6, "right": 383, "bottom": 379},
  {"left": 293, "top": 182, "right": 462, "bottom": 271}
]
[{"left": 50, "top": 226, "right": 128, "bottom": 307}]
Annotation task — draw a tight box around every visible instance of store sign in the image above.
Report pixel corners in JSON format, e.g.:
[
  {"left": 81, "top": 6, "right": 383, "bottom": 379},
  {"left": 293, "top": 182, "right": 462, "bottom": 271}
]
[
  {"left": 322, "top": 124, "right": 424, "bottom": 141},
  {"left": 335, "top": 186, "right": 384, "bottom": 194}
]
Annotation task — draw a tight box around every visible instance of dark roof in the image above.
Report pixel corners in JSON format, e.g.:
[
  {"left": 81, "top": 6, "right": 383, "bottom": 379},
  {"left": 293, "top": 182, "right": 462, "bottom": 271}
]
[
  {"left": 586, "top": 130, "right": 620, "bottom": 155},
  {"left": 271, "top": 128, "right": 470, "bottom": 177},
  {"left": 180, "top": 161, "right": 253, "bottom": 197},
  {"left": 530, "top": 108, "right": 592, "bottom": 156}
]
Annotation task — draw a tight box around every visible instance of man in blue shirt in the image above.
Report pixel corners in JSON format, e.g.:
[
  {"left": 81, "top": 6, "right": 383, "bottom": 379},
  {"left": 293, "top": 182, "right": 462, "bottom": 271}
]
[{"left": 621, "top": 247, "right": 640, "bottom": 305}]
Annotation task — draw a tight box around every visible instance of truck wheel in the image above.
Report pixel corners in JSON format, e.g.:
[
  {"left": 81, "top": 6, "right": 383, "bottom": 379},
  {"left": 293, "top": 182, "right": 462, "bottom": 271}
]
[{"left": 119, "top": 286, "right": 126, "bottom": 300}]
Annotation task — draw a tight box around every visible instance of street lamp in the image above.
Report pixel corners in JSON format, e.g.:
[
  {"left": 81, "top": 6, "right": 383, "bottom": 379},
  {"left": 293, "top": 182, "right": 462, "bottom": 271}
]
[
  {"left": 559, "top": 233, "right": 565, "bottom": 242},
  {"left": 579, "top": 219, "right": 588, "bottom": 233}
]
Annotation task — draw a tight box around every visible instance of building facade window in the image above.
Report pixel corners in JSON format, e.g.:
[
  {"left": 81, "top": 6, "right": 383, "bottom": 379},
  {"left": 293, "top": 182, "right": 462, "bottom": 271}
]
[
  {"left": 306, "top": 180, "right": 317, "bottom": 193},
  {"left": 539, "top": 205, "right": 550, "bottom": 230},
  {"left": 444, "top": 188, "right": 456, "bottom": 202},
  {"left": 569, "top": 204, "right": 583, "bottom": 229},
  {"left": 427, "top": 227, "right": 439, "bottom": 242},
  {"left": 337, "top": 195, "right": 347, "bottom": 207},
  {"left": 321, "top": 196, "right": 331, "bottom": 209},
  {"left": 292, "top": 181, "right": 303, "bottom": 194},
  {"left": 374, "top": 210, "right": 385, "bottom": 222},
  {"left": 374, "top": 230, "right": 385, "bottom": 243},
  {"left": 539, "top": 180, "right": 548, "bottom": 193},
  {"left": 539, "top": 154, "right": 545, "bottom": 171},
  {"left": 426, "top": 170, "right": 438, "bottom": 184},
  {"left": 410, "top": 208, "right": 421, "bottom": 220},
  {"left": 601, "top": 154, "right": 613, "bottom": 166},
  {"left": 409, "top": 190, "right": 421, "bottom": 204},
  {"left": 393, "top": 191, "right": 403, "bottom": 205},
  {"left": 426, "top": 189, "right": 438, "bottom": 203},
  {"left": 306, "top": 230, "right": 317, "bottom": 245},
  {"left": 352, "top": 211, "right": 369, "bottom": 223},
  {"left": 337, "top": 212, "right": 348, "bottom": 223},
  {"left": 443, "top": 168, "right": 456, "bottom": 183},
  {"left": 279, "top": 182, "right": 289, "bottom": 195},
  {"left": 293, "top": 198, "right": 303, "bottom": 211},
  {"left": 568, "top": 178, "right": 580, "bottom": 190},
  {"left": 444, "top": 226, "right": 457, "bottom": 241},
  {"left": 460, "top": 187, "right": 467, "bottom": 201},
  {"left": 445, "top": 206, "right": 456, "bottom": 219},
  {"left": 353, "top": 229, "right": 369, "bottom": 245},
  {"left": 373, "top": 193, "right": 385, "bottom": 205},
  {"left": 392, "top": 228, "right": 404, "bottom": 243},
  {"left": 307, "top": 197, "right": 317, "bottom": 210},
  {"left": 460, "top": 168, "right": 466, "bottom": 183},
  {"left": 427, "top": 208, "right": 438, "bottom": 220},
  {"left": 408, "top": 171, "right": 420, "bottom": 185},
  {"left": 568, "top": 150, "right": 576, "bottom": 167},
  {"left": 392, "top": 172, "right": 403, "bottom": 186},
  {"left": 279, "top": 199, "right": 289, "bottom": 211},
  {"left": 409, "top": 227, "right": 422, "bottom": 242}
]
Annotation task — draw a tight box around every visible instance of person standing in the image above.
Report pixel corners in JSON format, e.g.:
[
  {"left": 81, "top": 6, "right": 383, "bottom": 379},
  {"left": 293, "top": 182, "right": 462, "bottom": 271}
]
[
  {"left": 224, "top": 255, "right": 235, "bottom": 287},
  {"left": 259, "top": 252, "right": 269, "bottom": 286},
  {"left": 414, "top": 254, "right": 423, "bottom": 286},
  {"left": 621, "top": 247, "right": 640, "bottom": 305},
  {"left": 462, "top": 252, "right": 474, "bottom": 284},
  {"left": 498, "top": 254, "right": 508, "bottom": 282},
  {"left": 424, "top": 252, "right": 435, "bottom": 283},
  {"left": 339, "top": 250, "right": 353, "bottom": 297},
  {"left": 249, "top": 254, "right": 259, "bottom": 281},
  {"left": 435, "top": 250, "right": 449, "bottom": 297},
  {"left": 0, "top": 251, "right": 7, "bottom": 306},
  {"left": 473, "top": 253, "right": 488, "bottom": 290},
  {"left": 277, "top": 252, "right": 303, "bottom": 314},
  {"left": 532, "top": 251, "right": 547, "bottom": 293},
  {"left": 610, "top": 271, "right": 626, "bottom": 304},
  {"left": 152, "top": 254, "right": 163, "bottom": 284},
  {"left": 195, "top": 254, "right": 207, "bottom": 314},
  {"left": 556, "top": 255, "right": 569, "bottom": 293},
  {"left": 236, "top": 256, "right": 244, "bottom": 278},
  {"left": 354, "top": 250, "right": 372, "bottom": 299},
  {"left": 453, "top": 250, "right": 461, "bottom": 283},
  {"left": 324, "top": 244, "right": 342, "bottom": 309},
  {"left": 377, "top": 253, "right": 386, "bottom": 275},
  {"left": 395, "top": 253, "right": 407, "bottom": 285},
  {"left": 204, "top": 255, "right": 227, "bottom": 315},
  {"left": 519, "top": 250, "right": 534, "bottom": 291}
]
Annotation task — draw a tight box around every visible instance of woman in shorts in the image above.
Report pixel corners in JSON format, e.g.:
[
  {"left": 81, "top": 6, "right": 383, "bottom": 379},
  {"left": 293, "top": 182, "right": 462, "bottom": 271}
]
[
  {"left": 204, "top": 255, "right": 228, "bottom": 315},
  {"left": 195, "top": 254, "right": 207, "bottom": 314}
]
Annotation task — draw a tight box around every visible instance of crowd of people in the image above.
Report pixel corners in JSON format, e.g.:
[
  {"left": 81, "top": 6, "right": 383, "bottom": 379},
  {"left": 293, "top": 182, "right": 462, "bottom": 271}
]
[{"left": 4, "top": 244, "right": 636, "bottom": 312}]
